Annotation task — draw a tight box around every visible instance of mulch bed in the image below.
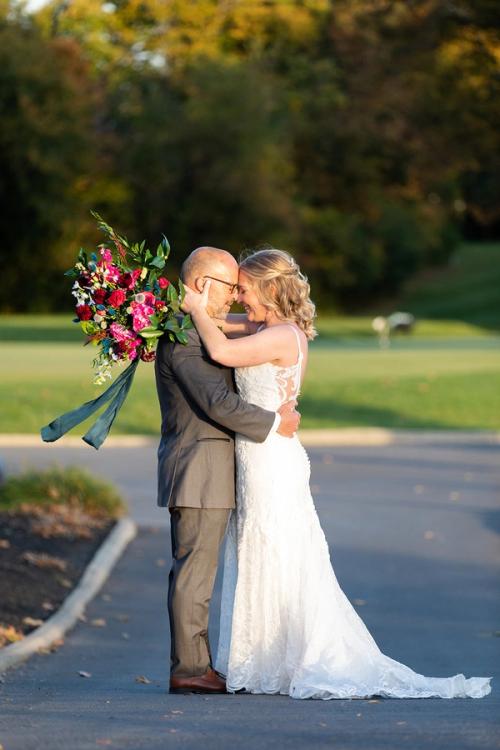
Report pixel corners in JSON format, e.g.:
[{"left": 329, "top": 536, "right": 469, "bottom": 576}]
[{"left": 0, "top": 507, "right": 114, "bottom": 647}]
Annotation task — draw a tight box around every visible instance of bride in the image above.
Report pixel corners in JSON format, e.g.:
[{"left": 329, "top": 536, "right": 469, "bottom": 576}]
[{"left": 181, "top": 247, "right": 491, "bottom": 700}]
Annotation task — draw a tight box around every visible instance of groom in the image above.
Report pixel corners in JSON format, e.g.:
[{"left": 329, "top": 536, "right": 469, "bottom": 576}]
[{"left": 155, "top": 246, "right": 299, "bottom": 694}]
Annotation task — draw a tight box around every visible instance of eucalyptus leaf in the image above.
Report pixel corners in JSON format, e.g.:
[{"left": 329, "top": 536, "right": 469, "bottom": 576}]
[
  {"left": 162, "top": 319, "right": 181, "bottom": 333},
  {"left": 150, "top": 256, "right": 165, "bottom": 269},
  {"left": 178, "top": 278, "right": 186, "bottom": 303},
  {"left": 166, "top": 284, "right": 178, "bottom": 302},
  {"left": 138, "top": 327, "right": 164, "bottom": 340},
  {"left": 181, "top": 313, "right": 193, "bottom": 330},
  {"left": 161, "top": 234, "right": 170, "bottom": 260},
  {"left": 80, "top": 321, "right": 98, "bottom": 335}
]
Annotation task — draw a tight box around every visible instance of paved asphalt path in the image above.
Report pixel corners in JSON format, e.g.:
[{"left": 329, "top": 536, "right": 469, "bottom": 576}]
[{"left": 0, "top": 440, "right": 499, "bottom": 749}]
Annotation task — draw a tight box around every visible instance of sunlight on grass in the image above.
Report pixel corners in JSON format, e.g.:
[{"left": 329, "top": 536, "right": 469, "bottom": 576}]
[{"left": 2, "top": 338, "right": 499, "bottom": 432}]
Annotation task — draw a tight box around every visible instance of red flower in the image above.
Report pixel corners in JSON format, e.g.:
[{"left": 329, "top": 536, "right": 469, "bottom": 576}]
[
  {"left": 140, "top": 349, "right": 156, "bottom": 362},
  {"left": 119, "top": 269, "right": 141, "bottom": 290},
  {"left": 107, "top": 289, "right": 126, "bottom": 308},
  {"left": 158, "top": 277, "right": 170, "bottom": 289},
  {"left": 76, "top": 305, "right": 93, "bottom": 321},
  {"left": 78, "top": 273, "right": 91, "bottom": 288},
  {"left": 93, "top": 288, "right": 107, "bottom": 304}
]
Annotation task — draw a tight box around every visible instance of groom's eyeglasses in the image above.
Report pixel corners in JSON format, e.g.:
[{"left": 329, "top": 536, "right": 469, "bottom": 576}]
[{"left": 203, "top": 276, "right": 239, "bottom": 294}]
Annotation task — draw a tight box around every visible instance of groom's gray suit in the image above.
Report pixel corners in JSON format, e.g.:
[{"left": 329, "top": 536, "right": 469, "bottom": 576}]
[{"left": 155, "top": 326, "right": 275, "bottom": 678}]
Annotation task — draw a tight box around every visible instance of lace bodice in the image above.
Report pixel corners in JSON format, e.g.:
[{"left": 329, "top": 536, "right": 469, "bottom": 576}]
[{"left": 235, "top": 325, "right": 303, "bottom": 411}]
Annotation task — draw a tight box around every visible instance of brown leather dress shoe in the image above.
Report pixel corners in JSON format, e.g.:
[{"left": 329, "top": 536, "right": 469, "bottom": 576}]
[{"left": 169, "top": 668, "right": 227, "bottom": 694}]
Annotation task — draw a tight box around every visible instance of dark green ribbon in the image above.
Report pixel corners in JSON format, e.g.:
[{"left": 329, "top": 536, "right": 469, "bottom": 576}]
[{"left": 40, "top": 359, "right": 139, "bottom": 450}]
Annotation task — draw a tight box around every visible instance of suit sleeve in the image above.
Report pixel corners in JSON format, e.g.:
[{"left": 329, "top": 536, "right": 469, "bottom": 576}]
[{"left": 170, "top": 337, "right": 275, "bottom": 443}]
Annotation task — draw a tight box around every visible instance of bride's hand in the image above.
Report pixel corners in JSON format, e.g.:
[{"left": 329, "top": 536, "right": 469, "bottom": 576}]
[{"left": 181, "top": 279, "right": 211, "bottom": 315}]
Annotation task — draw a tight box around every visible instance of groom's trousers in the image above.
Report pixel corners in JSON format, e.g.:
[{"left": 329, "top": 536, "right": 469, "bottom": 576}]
[{"left": 168, "top": 506, "right": 230, "bottom": 677}]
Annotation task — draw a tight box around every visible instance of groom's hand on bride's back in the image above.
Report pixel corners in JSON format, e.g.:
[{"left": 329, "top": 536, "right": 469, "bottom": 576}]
[{"left": 277, "top": 400, "right": 300, "bottom": 438}]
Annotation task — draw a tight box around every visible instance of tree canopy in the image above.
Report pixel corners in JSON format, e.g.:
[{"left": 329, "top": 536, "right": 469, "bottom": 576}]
[{"left": 0, "top": 0, "right": 498, "bottom": 310}]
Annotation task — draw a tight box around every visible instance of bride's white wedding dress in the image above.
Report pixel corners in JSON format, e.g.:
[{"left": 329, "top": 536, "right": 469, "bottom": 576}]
[{"left": 215, "top": 326, "right": 491, "bottom": 699}]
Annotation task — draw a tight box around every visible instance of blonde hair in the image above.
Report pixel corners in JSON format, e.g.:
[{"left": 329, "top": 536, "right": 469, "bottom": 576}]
[{"left": 239, "top": 248, "right": 317, "bottom": 340}]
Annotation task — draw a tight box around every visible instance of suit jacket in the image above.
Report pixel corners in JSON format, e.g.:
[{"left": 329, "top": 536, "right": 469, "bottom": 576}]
[{"left": 155, "top": 327, "right": 275, "bottom": 509}]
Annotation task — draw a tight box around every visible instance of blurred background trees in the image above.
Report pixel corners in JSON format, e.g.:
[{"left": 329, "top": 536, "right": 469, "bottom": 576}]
[{"left": 0, "top": 0, "right": 498, "bottom": 311}]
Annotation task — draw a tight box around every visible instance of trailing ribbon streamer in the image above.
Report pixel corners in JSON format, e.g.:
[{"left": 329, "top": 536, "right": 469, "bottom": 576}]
[{"left": 40, "top": 359, "right": 139, "bottom": 450}]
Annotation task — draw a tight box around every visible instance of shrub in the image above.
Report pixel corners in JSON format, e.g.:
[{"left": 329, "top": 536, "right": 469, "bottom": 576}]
[{"left": 0, "top": 466, "right": 126, "bottom": 519}]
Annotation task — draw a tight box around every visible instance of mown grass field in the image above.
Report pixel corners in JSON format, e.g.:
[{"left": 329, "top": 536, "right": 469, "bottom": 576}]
[
  {"left": 2, "top": 326, "right": 499, "bottom": 433},
  {"left": 1, "top": 242, "right": 499, "bottom": 433}
]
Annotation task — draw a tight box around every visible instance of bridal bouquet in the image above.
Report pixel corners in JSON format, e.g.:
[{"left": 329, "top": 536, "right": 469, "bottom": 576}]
[{"left": 41, "top": 213, "right": 191, "bottom": 449}]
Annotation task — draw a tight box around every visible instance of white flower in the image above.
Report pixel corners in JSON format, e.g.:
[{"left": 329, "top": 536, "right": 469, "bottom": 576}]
[{"left": 134, "top": 293, "right": 145, "bottom": 304}]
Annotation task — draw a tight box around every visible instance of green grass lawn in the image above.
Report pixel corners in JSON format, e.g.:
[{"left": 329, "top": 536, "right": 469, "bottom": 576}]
[
  {"left": 1, "top": 241, "right": 499, "bottom": 433},
  {"left": 2, "top": 336, "right": 499, "bottom": 433}
]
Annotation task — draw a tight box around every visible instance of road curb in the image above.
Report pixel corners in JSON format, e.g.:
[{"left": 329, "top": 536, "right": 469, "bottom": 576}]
[
  {"left": 0, "top": 430, "right": 499, "bottom": 448},
  {"left": 0, "top": 517, "right": 137, "bottom": 674}
]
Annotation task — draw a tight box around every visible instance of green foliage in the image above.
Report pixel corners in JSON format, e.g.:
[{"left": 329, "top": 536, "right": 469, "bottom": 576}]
[
  {"left": 0, "top": 18, "right": 98, "bottom": 310},
  {"left": 0, "top": 1, "right": 498, "bottom": 310},
  {"left": 0, "top": 466, "right": 126, "bottom": 518}
]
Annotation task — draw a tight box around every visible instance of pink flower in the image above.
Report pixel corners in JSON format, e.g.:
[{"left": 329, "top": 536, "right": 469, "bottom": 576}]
[
  {"left": 109, "top": 322, "right": 136, "bottom": 343},
  {"left": 107, "top": 289, "right": 126, "bottom": 308},
  {"left": 158, "top": 277, "right": 170, "bottom": 289},
  {"left": 99, "top": 247, "right": 113, "bottom": 263},
  {"left": 131, "top": 302, "right": 155, "bottom": 332},
  {"left": 110, "top": 323, "right": 142, "bottom": 360},
  {"left": 104, "top": 264, "right": 121, "bottom": 283},
  {"left": 119, "top": 269, "right": 141, "bottom": 290}
]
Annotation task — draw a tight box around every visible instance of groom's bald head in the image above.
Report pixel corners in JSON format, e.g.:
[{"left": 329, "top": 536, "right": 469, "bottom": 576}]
[
  {"left": 181, "top": 246, "right": 239, "bottom": 319},
  {"left": 180, "top": 246, "right": 238, "bottom": 287}
]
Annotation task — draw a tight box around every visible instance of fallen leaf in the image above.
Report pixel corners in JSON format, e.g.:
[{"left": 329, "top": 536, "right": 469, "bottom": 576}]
[
  {"left": 78, "top": 614, "right": 88, "bottom": 622},
  {"left": 21, "top": 551, "right": 67, "bottom": 572},
  {"left": 171, "top": 710, "right": 183, "bottom": 715},
  {"left": 42, "top": 601, "right": 55, "bottom": 611},
  {"left": 424, "top": 530, "right": 435, "bottom": 540},
  {"left": 322, "top": 455, "right": 333, "bottom": 465},
  {"left": 0, "top": 624, "right": 23, "bottom": 647},
  {"left": 58, "top": 577, "right": 73, "bottom": 589},
  {"left": 356, "top": 713, "right": 362, "bottom": 718},
  {"left": 368, "top": 699, "right": 380, "bottom": 703},
  {"left": 353, "top": 599, "right": 366, "bottom": 607},
  {"left": 78, "top": 671, "right": 92, "bottom": 678},
  {"left": 319, "top": 722, "right": 327, "bottom": 727},
  {"left": 0, "top": 539, "right": 11, "bottom": 549},
  {"left": 101, "top": 594, "right": 112, "bottom": 602},
  {"left": 90, "top": 618, "right": 107, "bottom": 628},
  {"left": 96, "top": 739, "right": 113, "bottom": 746},
  {"left": 135, "top": 675, "right": 151, "bottom": 684},
  {"left": 121, "top": 632, "right": 130, "bottom": 640},
  {"left": 156, "top": 558, "right": 167, "bottom": 567},
  {"left": 23, "top": 617, "right": 44, "bottom": 627},
  {"left": 397, "top": 721, "right": 407, "bottom": 726},
  {"left": 449, "top": 491, "right": 460, "bottom": 501},
  {"left": 40, "top": 638, "right": 64, "bottom": 654}
]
